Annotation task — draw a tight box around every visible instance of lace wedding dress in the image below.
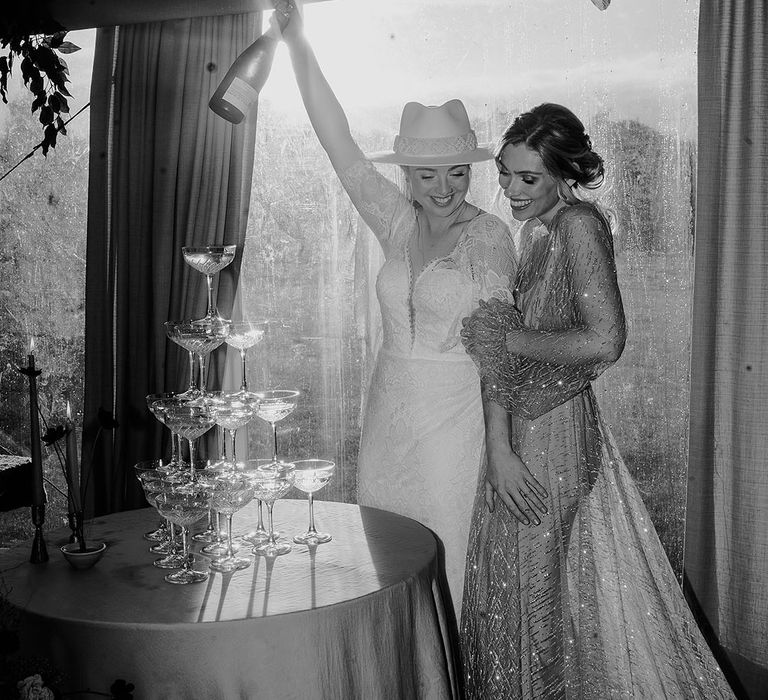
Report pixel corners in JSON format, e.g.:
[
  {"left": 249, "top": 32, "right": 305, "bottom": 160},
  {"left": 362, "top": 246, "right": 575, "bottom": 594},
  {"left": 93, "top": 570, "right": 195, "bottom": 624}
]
[
  {"left": 338, "top": 158, "right": 516, "bottom": 617},
  {"left": 460, "top": 203, "right": 735, "bottom": 699}
]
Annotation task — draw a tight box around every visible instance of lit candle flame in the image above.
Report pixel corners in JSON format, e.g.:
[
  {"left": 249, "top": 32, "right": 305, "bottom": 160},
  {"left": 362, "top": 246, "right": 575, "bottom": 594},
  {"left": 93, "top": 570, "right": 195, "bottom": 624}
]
[
  {"left": 66, "top": 400, "right": 73, "bottom": 421},
  {"left": 29, "top": 336, "right": 36, "bottom": 354}
]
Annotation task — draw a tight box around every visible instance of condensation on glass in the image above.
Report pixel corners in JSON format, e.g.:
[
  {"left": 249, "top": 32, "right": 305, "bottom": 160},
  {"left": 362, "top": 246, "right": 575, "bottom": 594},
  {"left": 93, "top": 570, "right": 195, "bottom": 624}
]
[
  {"left": 0, "top": 4, "right": 698, "bottom": 578},
  {"left": 0, "top": 29, "right": 95, "bottom": 541},
  {"left": 242, "top": 0, "right": 698, "bottom": 577}
]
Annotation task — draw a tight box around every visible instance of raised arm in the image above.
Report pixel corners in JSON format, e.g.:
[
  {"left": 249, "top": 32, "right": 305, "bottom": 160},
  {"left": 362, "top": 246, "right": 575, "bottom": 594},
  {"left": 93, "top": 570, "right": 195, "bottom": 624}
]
[
  {"left": 279, "top": 6, "right": 410, "bottom": 253},
  {"left": 281, "top": 8, "right": 364, "bottom": 173}
]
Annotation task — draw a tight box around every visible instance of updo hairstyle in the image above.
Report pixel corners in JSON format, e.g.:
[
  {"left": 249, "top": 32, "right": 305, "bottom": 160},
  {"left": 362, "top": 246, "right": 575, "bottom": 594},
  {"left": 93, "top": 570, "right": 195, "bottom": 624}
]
[{"left": 498, "top": 103, "right": 604, "bottom": 190}]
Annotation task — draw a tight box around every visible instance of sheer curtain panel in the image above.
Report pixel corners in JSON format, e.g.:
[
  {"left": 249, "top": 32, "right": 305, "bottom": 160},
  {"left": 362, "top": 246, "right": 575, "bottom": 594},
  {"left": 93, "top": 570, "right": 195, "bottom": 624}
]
[
  {"left": 686, "top": 2, "right": 768, "bottom": 697},
  {"left": 83, "top": 13, "right": 261, "bottom": 515}
]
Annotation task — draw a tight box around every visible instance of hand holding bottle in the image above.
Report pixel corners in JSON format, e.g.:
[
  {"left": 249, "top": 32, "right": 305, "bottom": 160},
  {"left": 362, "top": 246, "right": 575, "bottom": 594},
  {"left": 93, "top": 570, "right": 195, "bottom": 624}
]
[
  {"left": 208, "top": 2, "right": 296, "bottom": 124},
  {"left": 272, "top": 0, "right": 304, "bottom": 44}
]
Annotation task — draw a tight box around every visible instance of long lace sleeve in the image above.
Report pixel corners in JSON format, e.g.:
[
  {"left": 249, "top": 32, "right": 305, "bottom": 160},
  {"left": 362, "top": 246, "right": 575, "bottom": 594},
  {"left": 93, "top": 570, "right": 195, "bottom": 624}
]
[
  {"left": 467, "top": 214, "right": 518, "bottom": 305},
  {"left": 461, "top": 203, "right": 626, "bottom": 419},
  {"left": 337, "top": 158, "right": 413, "bottom": 258}
]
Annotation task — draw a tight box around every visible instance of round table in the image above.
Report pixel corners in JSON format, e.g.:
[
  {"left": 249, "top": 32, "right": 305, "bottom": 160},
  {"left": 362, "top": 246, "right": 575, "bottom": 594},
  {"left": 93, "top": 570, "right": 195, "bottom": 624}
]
[{"left": 2, "top": 500, "right": 458, "bottom": 699}]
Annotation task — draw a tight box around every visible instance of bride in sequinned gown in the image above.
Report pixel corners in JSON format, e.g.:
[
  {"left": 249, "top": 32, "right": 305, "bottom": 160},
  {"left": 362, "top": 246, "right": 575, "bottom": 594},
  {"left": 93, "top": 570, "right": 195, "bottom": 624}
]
[
  {"left": 282, "top": 10, "right": 516, "bottom": 623},
  {"left": 459, "top": 104, "right": 735, "bottom": 699}
]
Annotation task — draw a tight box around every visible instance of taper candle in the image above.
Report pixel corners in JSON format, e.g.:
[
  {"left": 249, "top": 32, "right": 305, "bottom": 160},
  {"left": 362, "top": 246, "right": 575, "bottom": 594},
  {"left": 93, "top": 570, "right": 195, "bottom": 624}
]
[
  {"left": 65, "top": 400, "right": 80, "bottom": 511},
  {"left": 27, "top": 337, "right": 44, "bottom": 507}
]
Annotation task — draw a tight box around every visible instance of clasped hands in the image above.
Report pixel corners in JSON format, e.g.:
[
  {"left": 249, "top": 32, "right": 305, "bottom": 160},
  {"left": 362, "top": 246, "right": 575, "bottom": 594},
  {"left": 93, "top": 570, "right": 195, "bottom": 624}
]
[{"left": 460, "top": 297, "right": 523, "bottom": 355}]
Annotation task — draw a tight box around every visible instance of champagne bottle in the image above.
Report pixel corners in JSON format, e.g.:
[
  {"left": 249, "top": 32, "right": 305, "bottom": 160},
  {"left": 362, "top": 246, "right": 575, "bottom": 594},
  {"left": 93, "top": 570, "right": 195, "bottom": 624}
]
[{"left": 209, "top": 12, "right": 289, "bottom": 124}]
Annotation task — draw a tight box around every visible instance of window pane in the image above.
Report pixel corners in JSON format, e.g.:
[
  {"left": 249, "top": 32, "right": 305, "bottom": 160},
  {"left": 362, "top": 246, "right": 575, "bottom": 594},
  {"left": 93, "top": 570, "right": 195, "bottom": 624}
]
[
  {"left": 246, "top": 0, "right": 697, "bottom": 576},
  {"left": 0, "top": 29, "right": 95, "bottom": 542}
]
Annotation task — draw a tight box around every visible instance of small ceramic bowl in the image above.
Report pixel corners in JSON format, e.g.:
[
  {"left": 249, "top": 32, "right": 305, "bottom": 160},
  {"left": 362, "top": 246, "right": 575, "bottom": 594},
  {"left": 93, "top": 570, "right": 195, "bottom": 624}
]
[{"left": 60, "top": 541, "right": 107, "bottom": 570}]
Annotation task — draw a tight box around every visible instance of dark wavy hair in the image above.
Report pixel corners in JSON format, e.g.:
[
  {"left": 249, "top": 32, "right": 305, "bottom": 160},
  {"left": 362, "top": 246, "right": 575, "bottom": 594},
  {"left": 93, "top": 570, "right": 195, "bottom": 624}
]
[{"left": 497, "top": 103, "right": 604, "bottom": 190}]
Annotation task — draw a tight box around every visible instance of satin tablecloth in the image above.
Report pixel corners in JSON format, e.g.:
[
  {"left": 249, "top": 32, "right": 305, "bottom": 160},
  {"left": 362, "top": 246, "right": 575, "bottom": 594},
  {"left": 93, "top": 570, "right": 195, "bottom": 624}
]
[{"left": 2, "top": 500, "right": 458, "bottom": 699}]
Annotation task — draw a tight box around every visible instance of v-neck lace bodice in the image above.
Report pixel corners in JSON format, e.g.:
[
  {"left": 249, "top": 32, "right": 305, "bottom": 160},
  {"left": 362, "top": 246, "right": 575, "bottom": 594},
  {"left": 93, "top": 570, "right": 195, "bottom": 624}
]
[{"left": 340, "top": 158, "right": 516, "bottom": 357}]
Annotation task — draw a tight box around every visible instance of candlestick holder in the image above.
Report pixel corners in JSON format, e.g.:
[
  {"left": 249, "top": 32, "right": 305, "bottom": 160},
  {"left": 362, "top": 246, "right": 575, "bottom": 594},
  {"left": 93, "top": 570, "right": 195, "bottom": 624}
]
[
  {"left": 30, "top": 504, "right": 49, "bottom": 563},
  {"left": 17, "top": 357, "right": 47, "bottom": 564}
]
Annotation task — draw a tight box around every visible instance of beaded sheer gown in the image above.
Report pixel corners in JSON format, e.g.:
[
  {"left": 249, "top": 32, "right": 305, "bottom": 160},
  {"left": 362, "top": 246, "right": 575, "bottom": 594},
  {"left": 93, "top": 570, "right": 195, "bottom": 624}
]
[
  {"left": 460, "top": 203, "right": 735, "bottom": 699},
  {"left": 338, "top": 157, "right": 516, "bottom": 617}
]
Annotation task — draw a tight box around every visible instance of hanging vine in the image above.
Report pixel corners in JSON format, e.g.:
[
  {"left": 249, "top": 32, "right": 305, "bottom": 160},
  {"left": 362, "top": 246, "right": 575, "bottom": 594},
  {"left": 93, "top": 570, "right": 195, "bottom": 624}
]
[{"left": 1, "top": 11, "right": 80, "bottom": 156}]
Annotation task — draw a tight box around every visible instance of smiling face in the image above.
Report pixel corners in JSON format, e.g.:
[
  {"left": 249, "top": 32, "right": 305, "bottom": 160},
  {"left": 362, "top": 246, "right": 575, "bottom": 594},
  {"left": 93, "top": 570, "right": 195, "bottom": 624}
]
[
  {"left": 496, "top": 143, "right": 563, "bottom": 226},
  {"left": 404, "top": 164, "right": 471, "bottom": 218}
]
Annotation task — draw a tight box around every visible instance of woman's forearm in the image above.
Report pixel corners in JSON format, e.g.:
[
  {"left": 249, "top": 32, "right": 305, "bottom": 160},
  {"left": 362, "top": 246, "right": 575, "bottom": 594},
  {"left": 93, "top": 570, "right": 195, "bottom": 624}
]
[
  {"left": 482, "top": 383, "right": 512, "bottom": 455},
  {"left": 285, "top": 33, "right": 362, "bottom": 171},
  {"left": 505, "top": 323, "right": 626, "bottom": 366}
]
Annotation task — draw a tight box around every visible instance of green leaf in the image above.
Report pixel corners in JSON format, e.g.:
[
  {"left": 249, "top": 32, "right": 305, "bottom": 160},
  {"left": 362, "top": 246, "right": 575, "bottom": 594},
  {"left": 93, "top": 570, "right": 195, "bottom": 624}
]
[
  {"left": 52, "top": 91, "right": 69, "bottom": 113},
  {"left": 20, "top": 55, "right": 34, "bottom": 83},
  {"left": 57, "top": 41, "right": 81, "bottom": 55},
  {"left": 0, "top": 56, "right": 8, "bottom": 102},
  {"left": 32, "top": 45, "right": 57, "bottom": 75},
  {"left": 48, "top": 31, "right": 68, "bottom": 49},
  {"left": 31, "top": 92, "right": 45, "bottom": 112},
  {"left": 42, "top": 123, "right": 58, "bottom": 155},
  {"left": 39, "top": 104, "right": 53, "bottom": 125}
]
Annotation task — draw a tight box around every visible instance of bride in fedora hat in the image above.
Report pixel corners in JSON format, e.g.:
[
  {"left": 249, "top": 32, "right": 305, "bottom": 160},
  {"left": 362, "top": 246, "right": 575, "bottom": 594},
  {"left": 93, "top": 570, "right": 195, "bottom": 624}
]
[{"left": 281, "top": 6, "right": 517, "bottom": 626}]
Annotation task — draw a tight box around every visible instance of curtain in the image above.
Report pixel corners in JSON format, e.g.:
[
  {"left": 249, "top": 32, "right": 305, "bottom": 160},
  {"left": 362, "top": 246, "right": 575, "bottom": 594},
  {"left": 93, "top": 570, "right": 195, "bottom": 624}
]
[
  {"left": 83, "top": 12, "right": 261, "bottom": 516},
  {"left": 686, "top": 2, "right": 768, "bottom": 698}
]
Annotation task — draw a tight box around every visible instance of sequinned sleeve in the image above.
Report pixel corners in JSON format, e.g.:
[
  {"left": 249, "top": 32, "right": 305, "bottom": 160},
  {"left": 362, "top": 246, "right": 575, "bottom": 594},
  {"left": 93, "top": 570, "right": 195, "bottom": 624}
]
[
  {"left": 461, "top": 204, "right": 626, "bottom": 419},
  {"left": 337, "top": 158, "right": 413, "bottom": 258}
]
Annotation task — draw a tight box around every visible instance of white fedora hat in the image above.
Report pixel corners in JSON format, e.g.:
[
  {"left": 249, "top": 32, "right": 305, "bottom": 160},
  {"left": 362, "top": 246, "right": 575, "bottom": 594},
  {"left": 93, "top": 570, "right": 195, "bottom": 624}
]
[{"left": 368, "top": 99, "right": 492, "bottom": 166}]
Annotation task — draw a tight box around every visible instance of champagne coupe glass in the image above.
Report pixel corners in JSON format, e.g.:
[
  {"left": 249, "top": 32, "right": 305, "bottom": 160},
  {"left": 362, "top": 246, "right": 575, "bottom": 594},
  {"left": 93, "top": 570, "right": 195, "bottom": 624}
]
[
  {"left": 133, "top": 459, "right": 170, "bottom": 543},
  {"left": 161, "top": 402, "right": 215, "bottom": 480},
  {"left": 134, "top": 462, "right": 186, "bottom": 568},
  {"left": 154, "top": 480, "right": 211, "bottom": 584},
  {"left": 165, "top": 319, "right": 230, "bottom": 397},
  {"left": 182, "top": 244, "right": 236, "bottom": 323},
  {"left": 225, "top": 321, "right": 267, "bottom": 394},
  {"left": 254, "top": 389, "right": 300, "bottom": 469},
  {"left": 238, "top": 458, "right": 274, "bottom": 545},
  {"left": 146, "top": 393, "right": 189, "bottom": 471},
  {"left": 204, "top": 471, "right": 255, "bottom": 573},
  {"left": 244, "top": 461, "right": 295, "bottom": 557},
  {"left": 291, "top": 459, "right": 335, "bottom": 545},
  {"left": 206, "top": 391, "right": 259, "bottom": 471},
  {"left": 194, "top": 465, "right": 228, "bottom": 553}
]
